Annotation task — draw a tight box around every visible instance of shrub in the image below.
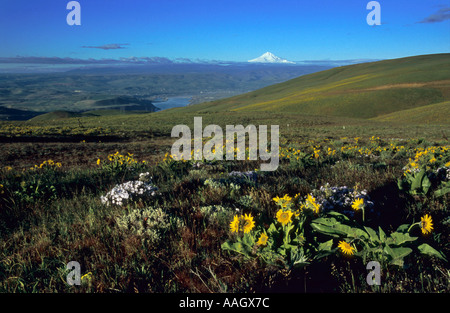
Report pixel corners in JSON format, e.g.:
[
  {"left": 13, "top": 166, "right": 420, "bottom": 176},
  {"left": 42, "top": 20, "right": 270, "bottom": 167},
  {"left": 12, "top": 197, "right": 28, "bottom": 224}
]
[{"left": 115, "top": 207, "right": 182, "bottom": 245}]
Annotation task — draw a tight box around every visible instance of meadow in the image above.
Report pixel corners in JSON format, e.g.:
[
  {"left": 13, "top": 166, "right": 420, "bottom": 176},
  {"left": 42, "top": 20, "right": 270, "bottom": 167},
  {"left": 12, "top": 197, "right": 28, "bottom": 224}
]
[{"left": 0, "top": 110, "right": 448, "bottom": 293}]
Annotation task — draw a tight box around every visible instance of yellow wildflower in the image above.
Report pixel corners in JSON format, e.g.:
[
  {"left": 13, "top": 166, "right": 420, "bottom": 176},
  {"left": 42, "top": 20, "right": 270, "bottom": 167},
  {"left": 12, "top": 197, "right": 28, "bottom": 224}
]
[
  {"left": 229, "top": 213, "right": 255, "bottom": 233},
  {"left": 276, "top": 209, "right": 293, "bottom": 226},
  {"left": 242, "top": 213, "right": 255, "bottom": 234},
  {"left": 338, "top": 241, "right": 355, "bottom": 256},
  {"left": 256, "top": 233, "right": 269, "bottom": 246},
  {"left": 351, "top": 198, "right": 365, "bottom": 211},
  {"left": 420, "top": 214, "right": 433, "bottom": 235},
  {"left": 273, "top": 194, "right": 292, "bottom": 208},
  {"left": 230, "top": 215, "right": 240, "bottom": 233},
  {"left": 305, "top": 194, "right": 320, "bottom": 214}
]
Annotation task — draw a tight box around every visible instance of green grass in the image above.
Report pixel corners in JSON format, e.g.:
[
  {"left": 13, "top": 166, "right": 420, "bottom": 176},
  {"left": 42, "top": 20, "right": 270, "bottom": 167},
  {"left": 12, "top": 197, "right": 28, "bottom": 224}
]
[
  {"left": 0, "top": 127, "right": 449, "bottom": 293},
  {"left": 372, "top": 101, "right": 450, "bottom": 124}
]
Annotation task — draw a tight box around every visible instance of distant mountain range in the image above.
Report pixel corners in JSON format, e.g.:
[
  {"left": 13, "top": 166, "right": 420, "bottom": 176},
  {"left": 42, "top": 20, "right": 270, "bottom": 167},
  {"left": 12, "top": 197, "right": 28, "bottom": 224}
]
[
  {"left": 248, "top": 52, "right": 296, "bottom": 64},
  {"left": 0, "top": 55, "right": 378, "bottom": 73}
]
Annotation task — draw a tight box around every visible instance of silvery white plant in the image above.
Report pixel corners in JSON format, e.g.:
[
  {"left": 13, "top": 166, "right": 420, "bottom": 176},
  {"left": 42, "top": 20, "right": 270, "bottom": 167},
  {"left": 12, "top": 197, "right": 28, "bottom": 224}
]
[
  {"left": 228, "top": 170, "right": 258, "bottom": 183},
  {"left": 199, "top": 205, "right": 235, "bottom": 223},
  {"left": 101, "top": 173, "right": 158, "bottom": 207},
  {"left": 204, "top": 178, "right": 226, "bottom": 189},
  {"left": 435, "top": 167, "right": 450, "bottom": 181},
  {"left": 314, "top": 183, "right": 375, "bottom": 216},
  {"left": 115, "top": 207, "right": 182, "bottom": 244}
]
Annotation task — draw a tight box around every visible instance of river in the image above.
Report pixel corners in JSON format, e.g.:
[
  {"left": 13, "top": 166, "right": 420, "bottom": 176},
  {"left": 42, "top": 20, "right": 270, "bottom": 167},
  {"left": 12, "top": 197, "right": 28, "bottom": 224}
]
[{"left": 152, "top": 96, "right": 192, "bottom": 111}]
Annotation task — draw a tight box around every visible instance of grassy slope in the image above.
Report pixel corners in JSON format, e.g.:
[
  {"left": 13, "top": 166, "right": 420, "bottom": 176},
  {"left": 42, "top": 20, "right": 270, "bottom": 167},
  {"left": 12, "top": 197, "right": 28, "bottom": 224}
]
[
  {"left": 372, "top": 100, "right": 450, "bottom": 124},
  {"left": 174, "top": 54, "right": 450, "bottom": 119}
]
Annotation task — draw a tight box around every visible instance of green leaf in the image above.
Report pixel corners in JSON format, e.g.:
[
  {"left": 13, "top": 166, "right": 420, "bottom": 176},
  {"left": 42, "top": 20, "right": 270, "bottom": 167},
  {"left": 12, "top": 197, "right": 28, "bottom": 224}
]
[
  {"left": 394, "top": 247, "right": 413, "bottom": 259},
  {"left": 221, "top": 240, "right": 252, "bottom": 257},
  {"left": 290, "top": 248, "right": 310, "bottom": 269},
  {"left": 378, "top": 226, "right": 386, "bottom": 242},
  {"left": 311, "top": 219, "right": 345, "bottom": 238},
  {"left": 384, "top": 246, "right": 412, "bottom": 266},
  {"left": 391, "top": 247, "right": 413, "bottom": 260},
  {"left": 315, "top": 239, "right": 335, "bottom": 259},
  {"left": 267, "top": 223, "right": 278, "bottom": 236},
  {"left": 317, "top": 239, "right": 334, "bottom": 252},
  {"left": 434, "top": 181, "right": 450, "bottom": 197},
  {"left": 396, "top": 224, "right": 410, "bottom": 233},
  {"left": 364, "top": 226, "right": 380, "bottom": 243},
  {"left": 325, "top": 211, "right": 350, "bottom": 222},
  {"left": 311, "top": 217, "right": 368, "bottom": 240},
  {"left": 390, "top": 232, "right": 417, "bottom": 246},
  {"left": 421, "top": 175, "right": 432, "bottom": 194},
  {"left": 417, "top": 243, "right": 447, "bottom": 261},
  {"left": 242, "top": 233, "right": 256, "bottom": 247},
  {"left": 411, "top": 170, "right": 425, "bottom": 190},
  {"left": 397, "top": 178, "right": 406, "bottom": 191}
]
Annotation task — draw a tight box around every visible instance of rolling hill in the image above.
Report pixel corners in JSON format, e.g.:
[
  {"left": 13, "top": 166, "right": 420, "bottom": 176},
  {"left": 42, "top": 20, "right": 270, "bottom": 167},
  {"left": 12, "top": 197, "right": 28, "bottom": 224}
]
[
  {"left": 372, "top": 100, "right": 450, "bottom": 124},
  {"left": 175, "top": 54, "right": 450, "bottom": 121}
]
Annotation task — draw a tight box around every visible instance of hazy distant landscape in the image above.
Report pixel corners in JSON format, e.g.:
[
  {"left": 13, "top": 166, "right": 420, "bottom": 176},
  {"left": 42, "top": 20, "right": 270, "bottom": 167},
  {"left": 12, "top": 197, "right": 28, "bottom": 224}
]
[{"left": 0, "top": 62, "right": 331, "bottom": 120}]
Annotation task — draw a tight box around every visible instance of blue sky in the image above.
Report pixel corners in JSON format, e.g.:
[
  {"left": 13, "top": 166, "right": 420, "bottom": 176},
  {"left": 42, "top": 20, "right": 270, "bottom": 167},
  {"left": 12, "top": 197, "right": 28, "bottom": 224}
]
[{"left": 0, "top": 0, "right": 449, "bottom": 62}]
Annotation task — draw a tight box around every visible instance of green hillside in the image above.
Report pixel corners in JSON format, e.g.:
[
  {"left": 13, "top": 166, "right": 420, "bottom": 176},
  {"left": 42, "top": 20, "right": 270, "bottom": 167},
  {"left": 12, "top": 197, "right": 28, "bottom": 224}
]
[
  {"left": 28, "top": 109, "right": 144, "bottom": 122},
  {"left": 372, "top": 100, "right": 450, "bottom": 124},
  {"left": 28, "top": 110, "right": 86, "bottom": 122},
  {"left": 175, "top": 54, "right": 450, "bottom": 119}
]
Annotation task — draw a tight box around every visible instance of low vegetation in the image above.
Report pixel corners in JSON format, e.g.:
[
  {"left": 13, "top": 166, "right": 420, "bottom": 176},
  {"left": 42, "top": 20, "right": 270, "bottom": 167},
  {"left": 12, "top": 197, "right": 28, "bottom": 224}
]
[{"left": 0, "top": 120, "right": 448, "bottom": 292}]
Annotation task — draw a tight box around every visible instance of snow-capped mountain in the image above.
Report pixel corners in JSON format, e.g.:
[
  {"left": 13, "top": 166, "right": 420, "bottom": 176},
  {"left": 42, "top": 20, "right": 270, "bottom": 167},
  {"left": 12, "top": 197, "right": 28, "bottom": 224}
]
[{"left": 248, "top": 52, "right": 295, "bottom": 64}]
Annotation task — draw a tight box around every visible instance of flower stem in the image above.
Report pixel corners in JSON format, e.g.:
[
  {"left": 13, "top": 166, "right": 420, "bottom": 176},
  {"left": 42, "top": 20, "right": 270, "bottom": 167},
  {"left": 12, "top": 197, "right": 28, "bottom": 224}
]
[{"left": 407, "top": 222, "right": 420, "bottom": 233}]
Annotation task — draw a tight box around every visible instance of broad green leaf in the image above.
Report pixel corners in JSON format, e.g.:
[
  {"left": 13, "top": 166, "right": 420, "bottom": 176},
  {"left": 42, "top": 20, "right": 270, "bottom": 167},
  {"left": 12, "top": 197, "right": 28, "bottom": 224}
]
[
  {"left": 315, "top": 239, "right": 335, "bottom": 259},
  {"left": 325, "top": 211, "right": 350, "bottom": 222},
  {"left": 396, "top": 224, "right": 410, "bottom": 233},
  {"left": 383, "top": 245, "right": 412, "bottom": 267},
  {"left": 242, "top": 233, "right": 256, "bottom": 247},
  {"left": 390, "top": 232, "right": 417, "bottom": 246},
  {"left": 311, "top": 223, "right": 344, "bottom": 237},
  {"left": 317, "top": 239, "right": 334, "bottom": 252},
  {"left": 364, "top": 226, "right": 380, "bottom": 243},
  {"left": 311, "top": 218, "right": 368, "bottom": 239},
  {"left": 221, "top": 241, "right": 243, "bottom": 253},
  {"left": 311, "top": 217, "right": 338, "bottom": 227},
  {"left": 390, "top": 247, "right": 412, "bottom": 260},
  {"left": 411, "top": 170, "right": 426, "bottom": 190},
  {"left": 421, "top": 175, "right": 432, "bottom": 194},
  {"left": 221, "top": 241, "right": 234, "bottom": 251},
  {"left": 417, "top": 243, "right": 447, "bottom": 261},
  {"left": 221, "top": 240, "right": 251, "bottom": 257},
  {"left": 390, "top": 257, "right": 405, "bottom": 267}
]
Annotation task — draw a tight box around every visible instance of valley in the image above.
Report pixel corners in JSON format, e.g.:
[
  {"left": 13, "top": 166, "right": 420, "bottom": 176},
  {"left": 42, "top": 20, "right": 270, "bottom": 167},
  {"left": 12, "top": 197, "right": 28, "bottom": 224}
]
[{"left": 0, "top": 63, "right": 330, "bottom": 120}]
